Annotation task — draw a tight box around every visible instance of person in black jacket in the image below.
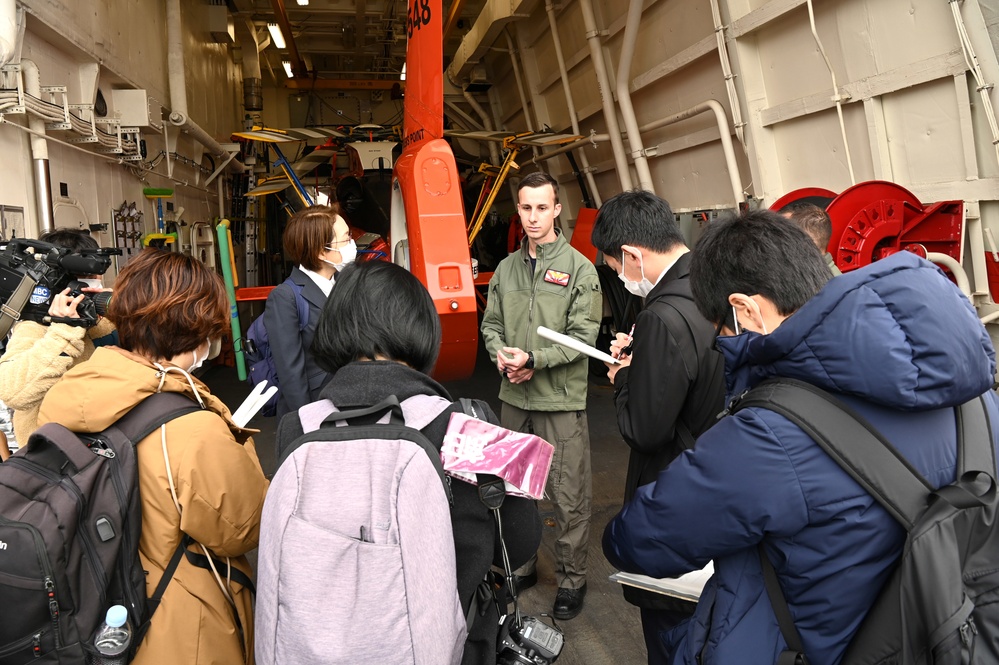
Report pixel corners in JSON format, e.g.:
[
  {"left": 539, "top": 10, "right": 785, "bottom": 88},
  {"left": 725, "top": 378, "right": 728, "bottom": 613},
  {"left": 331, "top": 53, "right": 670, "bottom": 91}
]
[
  {"left": 266, "top": 205, "right": 354, "bottom": 418},
  {"left": 275, "top": 261, "right": 542, "bottom": 665},
  {"left": 590, "top": 190, "right": 726, "bottom": 665}
]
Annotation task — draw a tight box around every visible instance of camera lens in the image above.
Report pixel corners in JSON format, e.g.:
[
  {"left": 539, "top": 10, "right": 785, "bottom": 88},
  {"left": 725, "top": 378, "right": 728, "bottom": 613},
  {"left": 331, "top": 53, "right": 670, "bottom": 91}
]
[{"left": 91, "top": 291, "right": 112, "bottom": 316}]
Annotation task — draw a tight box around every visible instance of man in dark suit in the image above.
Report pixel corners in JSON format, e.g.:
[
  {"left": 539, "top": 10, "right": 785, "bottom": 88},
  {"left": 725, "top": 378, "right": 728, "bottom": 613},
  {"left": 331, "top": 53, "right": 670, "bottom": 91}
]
[{"left": 591, "top": 190, "right": 726, "bottom": 665}]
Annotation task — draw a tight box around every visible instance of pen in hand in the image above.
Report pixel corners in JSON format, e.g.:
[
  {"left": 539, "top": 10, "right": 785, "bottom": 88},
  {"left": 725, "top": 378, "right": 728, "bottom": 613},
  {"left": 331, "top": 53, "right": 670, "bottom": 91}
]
[{"left": 620, "top": 324, "right": 636, "bottom": 357}]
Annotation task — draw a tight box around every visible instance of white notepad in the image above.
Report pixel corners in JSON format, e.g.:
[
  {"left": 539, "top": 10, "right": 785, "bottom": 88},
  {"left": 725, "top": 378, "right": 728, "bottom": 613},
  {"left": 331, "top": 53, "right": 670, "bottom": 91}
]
[
  {"left": 609, "top": 562, "right": 714, "bottom": 602},
  {"left": 537, "top": 325, "right": 620, "bottom": 364}
]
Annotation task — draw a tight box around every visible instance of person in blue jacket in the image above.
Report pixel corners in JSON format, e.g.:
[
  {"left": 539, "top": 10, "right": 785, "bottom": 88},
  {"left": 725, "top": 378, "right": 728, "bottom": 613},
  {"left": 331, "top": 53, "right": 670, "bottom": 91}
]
[{"left": 602, "top": 209, "right": 999, "bottom": 665}]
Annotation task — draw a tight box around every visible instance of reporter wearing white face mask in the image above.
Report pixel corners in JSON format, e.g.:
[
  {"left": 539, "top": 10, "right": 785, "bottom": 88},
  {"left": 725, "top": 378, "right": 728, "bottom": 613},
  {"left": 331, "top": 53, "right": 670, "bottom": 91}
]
[{"left": 264, "top": 205, "right": 354, "bottom": 418}]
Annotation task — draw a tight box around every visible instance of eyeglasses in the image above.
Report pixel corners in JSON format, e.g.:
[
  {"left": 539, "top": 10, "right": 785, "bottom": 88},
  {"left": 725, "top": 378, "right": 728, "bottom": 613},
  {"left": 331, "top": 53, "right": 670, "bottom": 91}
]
[
  {"left": 714, "top": 305, "right": 742, "bottom": 337},
  {"left": 326, "top": 237, "right": 351, "bottom": 248}
]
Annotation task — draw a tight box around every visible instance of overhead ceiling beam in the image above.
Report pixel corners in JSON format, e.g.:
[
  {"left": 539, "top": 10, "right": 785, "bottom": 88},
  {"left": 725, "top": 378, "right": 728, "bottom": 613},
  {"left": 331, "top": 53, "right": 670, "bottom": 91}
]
[
  {"left": 447, "top": 0, "right": 533, "bottom": 83},
  {"left": 285, "top": 78, "right": 404, "bottom": 90},
  {"left": 270, "top": 0, "right": 308, "bottom": 77},
  {"left": 444, "top": 0, "right": 469, "bottom": 42}
]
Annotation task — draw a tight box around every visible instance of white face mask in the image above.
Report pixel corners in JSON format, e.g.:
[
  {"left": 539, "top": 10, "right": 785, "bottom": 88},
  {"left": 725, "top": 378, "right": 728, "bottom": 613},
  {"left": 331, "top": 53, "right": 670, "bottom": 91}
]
[
  {"left": 323, "top": 239, "right": 358, "bottom": 272},
  {"left": 77, "top": 278, "right": 103, "bottom": 290},
  {"left": 188, "top": 341, "right": 211, "bottom": 372},
  {"left": 618, "top": 250, "right": 655, "bottom": 298}
]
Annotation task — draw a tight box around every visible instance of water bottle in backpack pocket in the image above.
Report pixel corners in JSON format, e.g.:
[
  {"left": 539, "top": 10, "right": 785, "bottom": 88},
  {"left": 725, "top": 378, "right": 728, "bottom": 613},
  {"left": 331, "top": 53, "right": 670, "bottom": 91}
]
[{"left": 87, "top": 605, "right": 132, "bottom": 665}]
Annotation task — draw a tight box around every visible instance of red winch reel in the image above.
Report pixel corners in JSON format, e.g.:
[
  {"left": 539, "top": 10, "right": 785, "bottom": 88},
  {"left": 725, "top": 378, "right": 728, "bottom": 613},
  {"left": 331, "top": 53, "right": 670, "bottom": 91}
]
[{"left": 770, "top": 180, "right": 964, "bottom": 275}]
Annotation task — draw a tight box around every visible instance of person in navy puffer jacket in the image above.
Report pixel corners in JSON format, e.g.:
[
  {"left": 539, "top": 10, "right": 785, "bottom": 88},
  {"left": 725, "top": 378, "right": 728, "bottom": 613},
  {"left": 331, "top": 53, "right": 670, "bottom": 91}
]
[{"left": 603, "top": 209, "right": 999, "bottom": 665}]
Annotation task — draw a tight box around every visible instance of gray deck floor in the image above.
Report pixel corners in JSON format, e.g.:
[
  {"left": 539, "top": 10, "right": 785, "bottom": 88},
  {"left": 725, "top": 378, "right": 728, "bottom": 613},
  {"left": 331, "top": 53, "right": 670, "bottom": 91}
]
[{"left": 205, "top": 344, "right": 649, "bottom": 665}]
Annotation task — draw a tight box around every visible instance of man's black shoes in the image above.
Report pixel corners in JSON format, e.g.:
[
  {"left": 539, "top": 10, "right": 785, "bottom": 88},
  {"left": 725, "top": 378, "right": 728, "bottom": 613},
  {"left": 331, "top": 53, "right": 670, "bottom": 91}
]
[{"left": 553, "top": 583, "right": 586, "bottom": 620}]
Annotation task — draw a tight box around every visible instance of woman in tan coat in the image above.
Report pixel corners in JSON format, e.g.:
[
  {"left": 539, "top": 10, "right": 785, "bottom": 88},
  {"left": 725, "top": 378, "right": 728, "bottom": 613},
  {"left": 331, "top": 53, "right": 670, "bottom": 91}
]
[{"left": 38, "top": 249, "right": 268, "bottom": 665}]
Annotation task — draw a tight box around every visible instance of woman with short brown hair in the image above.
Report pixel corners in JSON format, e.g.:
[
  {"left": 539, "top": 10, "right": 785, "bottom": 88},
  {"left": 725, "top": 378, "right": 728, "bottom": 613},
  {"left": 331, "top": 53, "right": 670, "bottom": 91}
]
[
  {"left": 38, "top": 249, "right": 268, "bottom": 665},
  {"left": 265, "top": 204, "right": 355, "bottom": 417}
]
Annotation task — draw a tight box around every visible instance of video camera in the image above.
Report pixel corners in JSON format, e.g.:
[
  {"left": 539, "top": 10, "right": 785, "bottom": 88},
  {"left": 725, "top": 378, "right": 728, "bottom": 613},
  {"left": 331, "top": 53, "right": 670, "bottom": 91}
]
[
  {"left": 497, "top": 614, "right": 564, "bottom": 665},
  {"left": 0, "top": 238, "right": 120, "bottom": 331}
]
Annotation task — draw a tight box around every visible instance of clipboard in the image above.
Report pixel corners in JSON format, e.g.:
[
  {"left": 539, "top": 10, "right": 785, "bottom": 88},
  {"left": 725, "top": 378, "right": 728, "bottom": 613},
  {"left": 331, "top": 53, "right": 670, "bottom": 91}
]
[{"left": 537, "top": 326, "right": 620, "bottom": 364}]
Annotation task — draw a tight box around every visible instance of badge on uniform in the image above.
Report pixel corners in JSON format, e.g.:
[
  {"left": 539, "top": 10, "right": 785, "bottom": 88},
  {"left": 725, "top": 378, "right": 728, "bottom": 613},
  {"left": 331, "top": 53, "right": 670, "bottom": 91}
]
[{"left": 544, "top": 269, "right": 570, "bottom": 286}]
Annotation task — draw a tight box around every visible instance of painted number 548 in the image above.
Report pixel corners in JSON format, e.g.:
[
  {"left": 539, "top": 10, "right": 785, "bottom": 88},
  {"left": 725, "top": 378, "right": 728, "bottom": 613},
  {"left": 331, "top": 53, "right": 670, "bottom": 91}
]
[{"left": 408, "top": 0, "right": 432, "bottom": 39}]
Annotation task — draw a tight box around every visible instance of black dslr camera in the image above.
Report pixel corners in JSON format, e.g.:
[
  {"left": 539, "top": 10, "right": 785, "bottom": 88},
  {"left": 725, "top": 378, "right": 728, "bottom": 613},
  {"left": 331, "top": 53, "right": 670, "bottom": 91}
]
[
  {"left": 0, "top": 238, "right": 120, "bottom": 329},
  {"left": 497, "top": 614, "right": 564, "bottom": 665}
]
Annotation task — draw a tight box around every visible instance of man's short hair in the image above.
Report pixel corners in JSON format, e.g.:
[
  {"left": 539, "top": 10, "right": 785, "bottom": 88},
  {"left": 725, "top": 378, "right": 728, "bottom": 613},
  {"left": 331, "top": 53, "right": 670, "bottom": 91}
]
[
  {"left": 282, "top": 204, "right": 344, "bottom": 272},
  {"left": 779, "top": 201, "right": 833, "bottom": 251},
  {"left": 690, "top": 209, "right": 832, "bottom": 326},
  {"left": 518, "top": 171, "right": 559, "bottom": 204},
  {"left": 590, "top": 190, "right": 686, "bottom": 262},
  {"left": 311, "top": 261, "right": 441, "bottom": 375},
  {"left": 108, "top": 249, "right": 229, "bottom": 359},
  {"left": 40, "top": 228, "right": 98, "bottom": 253}
]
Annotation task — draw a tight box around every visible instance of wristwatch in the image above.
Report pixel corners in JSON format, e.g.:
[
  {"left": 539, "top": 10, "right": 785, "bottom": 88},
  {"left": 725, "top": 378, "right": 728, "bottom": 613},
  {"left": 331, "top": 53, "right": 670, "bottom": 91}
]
[{"left": 525, "top": 352, "right": 535, "bottom": 370}]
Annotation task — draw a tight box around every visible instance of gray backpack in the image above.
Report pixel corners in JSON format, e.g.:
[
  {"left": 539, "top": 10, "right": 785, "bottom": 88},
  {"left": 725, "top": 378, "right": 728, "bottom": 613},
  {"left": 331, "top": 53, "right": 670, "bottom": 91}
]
[
  {"left": 255, "top": 395, "right": 466, "bottom": 665},
  {"left": 736, "top": 378, "right": 999, "bottom": 665}
]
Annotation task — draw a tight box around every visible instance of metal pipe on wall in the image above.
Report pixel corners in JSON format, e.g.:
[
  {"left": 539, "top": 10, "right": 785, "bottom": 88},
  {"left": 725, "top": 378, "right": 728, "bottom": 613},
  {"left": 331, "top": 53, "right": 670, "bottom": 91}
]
[
  {"left": 708, "top": 0, "right": 746, "bottom": 150},
  {"left": 504, "top": 29, "right": 535, "bottom": 133},
  {"left": 237, "top": 19, "right": 263, "bottom": 113},
  {"left": 463, "top": 89, "right": 502, "bottom": 166},
  {"left": 616, "top": 0, "right": 654, "bottom": 193},
  {"left": 806, "top": 0, "right": 855, "bottom": 185},
  {"left": 532, "top": 100, "right": 744, "bottom": 208},
  {"left": 20, "top": 60, "right": 54, "bottom": 233},
  {"left": 639, "top": 100, "right": 742, "bottom": 208},
  {"left": 545, "top": 0, "right": 600, "bottom": 207},
  {"left": 0, "top": 0, "right": 16, "bottom": 68},
  {"left": 165, "top": 0, "right": 245, "bottom": 173},
  {"left": 579, "top": 0, "right": 632, "bottom": 191}
]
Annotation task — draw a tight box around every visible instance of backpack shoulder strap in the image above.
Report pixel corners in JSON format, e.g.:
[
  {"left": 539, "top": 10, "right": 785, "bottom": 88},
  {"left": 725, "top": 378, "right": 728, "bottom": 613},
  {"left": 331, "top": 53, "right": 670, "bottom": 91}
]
[
  {"left": 284, "top": 277, "right": 310, "bottom": 331},
  {"left": 112, "top": 392, "right": 202, "bottom": 443},
  {"left": 956, "top": 396, "right": 996, "bottom": 477},
  {"left": 733, "top": 378, "right": 931, "bottom": 530}
]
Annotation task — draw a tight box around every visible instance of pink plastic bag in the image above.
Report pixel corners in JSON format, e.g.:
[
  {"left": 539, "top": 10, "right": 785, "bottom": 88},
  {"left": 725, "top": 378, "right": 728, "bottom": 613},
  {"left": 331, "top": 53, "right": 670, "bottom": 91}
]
[{"left": 441, "top": 412, "right": 554, "bottom": 500}]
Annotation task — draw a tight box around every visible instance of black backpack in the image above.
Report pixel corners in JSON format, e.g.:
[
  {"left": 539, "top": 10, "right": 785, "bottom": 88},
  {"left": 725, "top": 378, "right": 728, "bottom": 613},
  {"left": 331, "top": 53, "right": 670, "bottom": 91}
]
[
  {"left": 0, "top": 392, "right": 200, "bottom": 664},
  {"left": 733, "top": 378, "right": 999, "bottom": 665}
]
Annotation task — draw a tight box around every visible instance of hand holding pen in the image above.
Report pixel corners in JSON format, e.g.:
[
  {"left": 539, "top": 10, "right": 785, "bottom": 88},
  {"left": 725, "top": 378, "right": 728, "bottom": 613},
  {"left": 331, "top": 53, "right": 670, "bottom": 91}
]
[{"left": 609, "top": 323, "right": 636, "bottom": 360}]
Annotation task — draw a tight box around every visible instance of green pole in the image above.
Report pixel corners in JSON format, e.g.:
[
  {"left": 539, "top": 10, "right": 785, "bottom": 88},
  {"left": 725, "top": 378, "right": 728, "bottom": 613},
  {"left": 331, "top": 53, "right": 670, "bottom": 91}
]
[{"left": 216, "top": 219, "right": 247, "bottom": 380}]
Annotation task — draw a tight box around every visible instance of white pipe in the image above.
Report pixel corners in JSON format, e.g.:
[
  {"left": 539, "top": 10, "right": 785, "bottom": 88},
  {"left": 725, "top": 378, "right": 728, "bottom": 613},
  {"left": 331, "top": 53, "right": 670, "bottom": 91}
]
[
  {"left": 949, "top": 0, "right": 999, "bottom": 168},
  {"left": 545, "top": 0, "right": 600, "bottom": 207},
  {"left": 579, "top": 0, "right": 632, "bottom": 191},
  {"left": 0, "top": 0, "right": 16, "bottom": 68},
  {"left": 20, "top": 60, "right": 53, "bottom": 233},
  {"left": 505, "top": 30, "right": 535, "bottom": 133},
  {"left": 616, "top": 0, "right": 654, "bottom": 192},
  {"left": 640, "top": 100, "right": 742, "bottom": 207},
  {"left": 708, "top": 0, "right": 746, "bottom": 149},
  {"left": 529, "top": 100, "right": 745, "bottom": 207},
  {"left": 806, "top": 0, "right": 855, "bottom": 185},
  {"left": 463, "top": 89, "right": 502, "bottom": 167},
  {"left": 927, "top": 251, "right": 972, "bottom": 298},
  {"left": 166, "top": 0, "right": 188, "bottom": 121},
  {"left": 980, "top": 309, "right": 999, "bottom": 325},
  {"left": 165, "top": 0, "right": 244, "bottom": 173}
]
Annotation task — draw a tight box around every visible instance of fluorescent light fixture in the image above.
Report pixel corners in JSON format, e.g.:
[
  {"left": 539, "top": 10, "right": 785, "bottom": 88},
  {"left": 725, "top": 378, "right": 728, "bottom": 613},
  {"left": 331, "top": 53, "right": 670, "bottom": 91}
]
[
  {"left": 297, "top": 0, "right": 309, "bottom": 4},
  {"left": 400, "top": 63, "right": 406, "bottom": 81},
  {"left": 282, "top": 60, "right": 294, "bottom": 78},
  {"left": 267, "top": 23, "right": 286, "bottom": 49}
]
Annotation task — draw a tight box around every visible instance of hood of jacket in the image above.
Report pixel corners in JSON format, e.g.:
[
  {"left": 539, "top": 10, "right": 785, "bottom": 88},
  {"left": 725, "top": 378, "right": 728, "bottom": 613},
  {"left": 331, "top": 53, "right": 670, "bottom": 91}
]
[
  {"left": 320, "top": 360, "right": 452, "bottom": 408},
  {"left": 39, "top": 346, "right": 250, "bottom": 440},
  {"left": 716, "top": 252, "right": 996, "bottom": 410}
]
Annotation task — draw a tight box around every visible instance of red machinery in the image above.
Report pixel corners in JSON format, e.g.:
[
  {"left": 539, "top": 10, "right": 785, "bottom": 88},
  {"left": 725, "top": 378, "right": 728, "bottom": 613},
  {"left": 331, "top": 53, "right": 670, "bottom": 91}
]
[
  {"left": 389, "top": 0, "right": 477, "bottom": 381},
  {"left": 772, "top": 181, "right": 964, "bottom": 275}
]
